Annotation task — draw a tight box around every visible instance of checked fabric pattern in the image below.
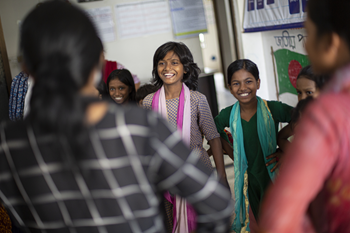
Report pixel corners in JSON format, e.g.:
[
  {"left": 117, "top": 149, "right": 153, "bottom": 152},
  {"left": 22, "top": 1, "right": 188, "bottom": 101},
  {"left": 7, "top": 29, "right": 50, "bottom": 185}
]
[{"left": 0, "top": 103, "right": 233, "bottom": 233}]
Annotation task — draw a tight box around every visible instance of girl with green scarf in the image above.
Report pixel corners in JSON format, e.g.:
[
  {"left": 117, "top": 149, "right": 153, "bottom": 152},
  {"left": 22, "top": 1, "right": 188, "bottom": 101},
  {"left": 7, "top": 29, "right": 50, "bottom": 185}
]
[{"left": 214, "top": 59, "right": 293, "bottom": 233}]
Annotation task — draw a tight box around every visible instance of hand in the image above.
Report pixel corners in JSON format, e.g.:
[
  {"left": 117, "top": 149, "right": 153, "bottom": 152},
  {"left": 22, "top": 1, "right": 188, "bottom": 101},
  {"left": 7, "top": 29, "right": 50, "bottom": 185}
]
[
  {"left": 223, "top": 178, "right": 231, "bottom": 192},
  {"left": 206, "top": 148, "right": 213, "bottom": 157},
  {"left": 266, "top": 149, "right": 283, "bottom": 172},
  {"left": 219, "top": 174, "right": 231, "bottom": 193}
]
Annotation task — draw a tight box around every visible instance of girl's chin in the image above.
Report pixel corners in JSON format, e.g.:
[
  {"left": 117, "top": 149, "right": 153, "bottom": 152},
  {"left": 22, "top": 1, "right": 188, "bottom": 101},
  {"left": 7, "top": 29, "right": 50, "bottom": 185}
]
[
  {"left": 113, "top": 99, "right": 124, "bottom": 104},
  {"left": 235, "top": 94, "right": 257, "bottom": 103}
]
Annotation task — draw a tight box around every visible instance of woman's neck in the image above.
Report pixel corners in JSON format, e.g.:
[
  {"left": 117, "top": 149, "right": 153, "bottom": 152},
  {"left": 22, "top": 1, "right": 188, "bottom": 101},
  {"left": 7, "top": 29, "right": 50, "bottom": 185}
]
[
  {"left": 239, "top": 97, "right": 258, "bottom": 113},
  {"left": 164, "top": 83, "right": 183, "bottom": 100}
]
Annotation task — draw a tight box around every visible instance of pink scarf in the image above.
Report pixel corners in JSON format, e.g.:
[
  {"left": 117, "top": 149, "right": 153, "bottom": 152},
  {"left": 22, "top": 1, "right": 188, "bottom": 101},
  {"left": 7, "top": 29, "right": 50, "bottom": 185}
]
[{"left": 152, "top": 83, "right": 196, "bottom": 233}]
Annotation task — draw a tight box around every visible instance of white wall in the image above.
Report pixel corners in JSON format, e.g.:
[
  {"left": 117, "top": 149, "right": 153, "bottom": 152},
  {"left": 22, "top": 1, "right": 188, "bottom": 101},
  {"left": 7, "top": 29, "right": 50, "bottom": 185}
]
[
  {"left": 0, "top": 0, "right": 41, "bottom": 78},
  {"left": 236, "top": 0, "right": 270, "bottom": 100},
  {"left": 0, "top": 0, "right": 206, "bottom": 84},
  {"left": 200, "top": 0, "right": 222, "bottom": 73}
]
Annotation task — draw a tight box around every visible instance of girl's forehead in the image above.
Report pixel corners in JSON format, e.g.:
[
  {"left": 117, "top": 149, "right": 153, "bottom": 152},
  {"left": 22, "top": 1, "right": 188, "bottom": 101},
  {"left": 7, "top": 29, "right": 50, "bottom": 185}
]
[
  {"left": 231, "top": 69, "right": 255, "bottom": 80},
  {"left": 109, "top": 78, "right": 126, "bottom": 86},
  {"left": 162, "top": 51, "right": 180, "bottom": 60},
  {"left": 296, "top": 77, "right": 316, "bottom": 87}
]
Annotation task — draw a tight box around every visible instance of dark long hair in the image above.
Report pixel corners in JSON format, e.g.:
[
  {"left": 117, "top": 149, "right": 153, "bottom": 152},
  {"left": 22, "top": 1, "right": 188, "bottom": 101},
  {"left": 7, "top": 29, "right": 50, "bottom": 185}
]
[
  {"left": 107, "top": 69, "right": 136, "bottom": 103},
  {"left": 135, "top": 84, "right": 159, "bottom": 103},
  {"left": 21, "top": 1, "right": 103, "bottom": 152},
  {"left": 96, "top": 79, "right": 109, "bottom": 100},
  {"left": 297, "top": 65, "right": 329, "bottom": 90},
  {"left": 227, "top": 59, "right": 259, "bottom": 85},
  {"left": 308, "top": 0, "right": 350, "bottom": 49},
  {"left": 290, "top": 96, "right": 314, "bottom": 130},
  {"left": 152, "top": 42, "right": 200, "bottom": 90}
]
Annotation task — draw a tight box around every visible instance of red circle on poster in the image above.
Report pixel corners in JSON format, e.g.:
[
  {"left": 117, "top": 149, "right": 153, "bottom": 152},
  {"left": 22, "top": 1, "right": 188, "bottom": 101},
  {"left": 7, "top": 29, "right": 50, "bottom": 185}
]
[{"left": 288, "top": 60, "right": 302, "bottom": 88}]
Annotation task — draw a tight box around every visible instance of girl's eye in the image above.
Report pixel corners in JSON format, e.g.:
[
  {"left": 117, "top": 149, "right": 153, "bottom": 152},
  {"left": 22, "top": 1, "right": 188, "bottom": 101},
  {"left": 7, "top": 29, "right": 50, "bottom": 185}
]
[
  {"left": 306, "top": 91, "right": 313, "bottom": 95},
  {"left": 246, "top": 80, "right": 252, "bottom": 84},
  {"left": 119, "top": 87, "right": 124, "bottom": 90},
  {"left": 172, "top": 62, "right": 178, "bottom": 65},
  {"left": 297, "top": 91, "right": 301, "bottom": 95},
  {"left": 232, "top": 83, "right": 239, "bottom": 86},
  {"left": 158, "top": 62, "right": 164, "bottom": 66},
  {"left": 110, "top": 88, "right": 115, "bottom": 91}
]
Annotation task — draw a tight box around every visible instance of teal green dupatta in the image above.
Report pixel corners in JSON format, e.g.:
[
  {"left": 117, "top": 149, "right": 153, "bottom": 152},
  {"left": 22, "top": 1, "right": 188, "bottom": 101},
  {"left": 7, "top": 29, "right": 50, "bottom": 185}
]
[{"left": 230, "top": 96, "right": 277, "bottom": 233}]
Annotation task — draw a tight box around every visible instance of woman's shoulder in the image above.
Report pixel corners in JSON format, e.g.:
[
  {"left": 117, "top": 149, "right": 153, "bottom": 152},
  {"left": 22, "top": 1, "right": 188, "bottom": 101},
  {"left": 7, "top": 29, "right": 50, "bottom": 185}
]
[
  {"left": 266, "top": 100, "right": 293, "bottom": 112},
  {"left": 266, "top": 100, "right": 293, "bottom": 107},
  {"left": 190, "top": 90, "right": 207, "bottom": 103},
  {"left": 266, "top": 100, "right": 294, "bottom": 122},
  {"left": 216, "top": 104, "right": 234, "bottom": 118}
]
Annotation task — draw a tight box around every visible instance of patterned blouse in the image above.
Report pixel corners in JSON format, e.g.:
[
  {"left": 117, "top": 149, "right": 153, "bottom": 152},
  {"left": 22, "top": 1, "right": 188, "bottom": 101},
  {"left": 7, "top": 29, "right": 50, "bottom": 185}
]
[{"left": 143, "top": 90, "right": 220, "bottom": 170}]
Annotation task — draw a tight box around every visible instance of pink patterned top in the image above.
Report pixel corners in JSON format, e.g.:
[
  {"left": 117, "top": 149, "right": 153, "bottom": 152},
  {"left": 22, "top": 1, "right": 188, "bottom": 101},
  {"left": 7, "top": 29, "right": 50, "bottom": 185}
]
[
  {"left": 143, "top": 90, "right": 219, "bottom": 171},
  {"left": 259, "top": 64, "right": 350, "bottom": 233}
]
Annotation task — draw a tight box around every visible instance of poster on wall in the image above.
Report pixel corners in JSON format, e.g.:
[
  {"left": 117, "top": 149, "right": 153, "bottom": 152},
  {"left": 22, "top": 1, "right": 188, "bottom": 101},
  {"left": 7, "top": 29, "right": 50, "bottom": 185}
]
[
  {"left": 115, "top": 1, "right": 171, "bottom": 39},
  {"left": 85, "top": 7, "right": 116, "bottom": 42},
  {"left": 244, "top": 0, "right": 307, "bottom": 32},
  {"left": 169, "top": 0, "right": 208, "bottom": 39}
]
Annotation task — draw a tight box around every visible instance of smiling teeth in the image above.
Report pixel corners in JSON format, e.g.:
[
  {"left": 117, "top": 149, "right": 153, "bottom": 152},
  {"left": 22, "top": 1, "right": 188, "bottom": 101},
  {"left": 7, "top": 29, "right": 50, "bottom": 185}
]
[
  {"left": 240, "top": 93, "right": 249, "bottom": 96},
  {"left": 115, "top": 97, "right": 122, "bottom": 100},
  {"left": 165, "top": 74, "right": 174, "bottom": 77}
]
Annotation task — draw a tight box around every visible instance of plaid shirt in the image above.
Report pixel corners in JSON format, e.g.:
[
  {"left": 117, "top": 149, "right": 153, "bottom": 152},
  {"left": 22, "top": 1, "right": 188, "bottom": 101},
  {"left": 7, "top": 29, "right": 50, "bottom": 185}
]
[{"left": 0, "top": 103, "right": 233, "bottom": 233}]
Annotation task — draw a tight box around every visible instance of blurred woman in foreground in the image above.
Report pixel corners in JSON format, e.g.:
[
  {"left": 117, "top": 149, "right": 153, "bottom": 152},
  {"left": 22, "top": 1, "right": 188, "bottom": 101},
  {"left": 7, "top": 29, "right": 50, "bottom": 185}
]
[{"left": 259, "top": 0, "right": 350, "bottom": 232}]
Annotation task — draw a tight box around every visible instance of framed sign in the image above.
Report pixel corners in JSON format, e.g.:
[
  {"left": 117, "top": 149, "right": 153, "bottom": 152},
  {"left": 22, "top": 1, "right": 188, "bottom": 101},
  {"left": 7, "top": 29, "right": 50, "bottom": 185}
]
[
  {"left": 243, "top": 0, "right": 307, "bottom": 32},
  {"left": 169, "top": 0, "right": 208, "bottom": 39}
]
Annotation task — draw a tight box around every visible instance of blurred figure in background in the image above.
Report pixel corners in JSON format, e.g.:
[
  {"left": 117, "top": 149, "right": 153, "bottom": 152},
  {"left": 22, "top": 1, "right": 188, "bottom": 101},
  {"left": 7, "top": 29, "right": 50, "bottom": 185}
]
[
  {"left": 103, "top": 60, "right": 140, "bottom": 90},
  {"left": 135, "top": 83, "right": 158, "bottom": 106},
  {"left": 106, "top": 69, "right": 136, "bottom": 105}
]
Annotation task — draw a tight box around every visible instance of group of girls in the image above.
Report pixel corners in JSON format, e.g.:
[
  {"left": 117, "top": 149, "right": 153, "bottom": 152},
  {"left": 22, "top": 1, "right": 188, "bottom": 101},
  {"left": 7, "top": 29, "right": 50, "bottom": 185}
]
[
  {"left": 4, "top": 0, "right": 350, "bottom": 232},
  {"left": 102, "top": 37, "right": 329, "bottom": 233},
  {"left": 80, "top": 0, "right": 350, "bottom": 231}
]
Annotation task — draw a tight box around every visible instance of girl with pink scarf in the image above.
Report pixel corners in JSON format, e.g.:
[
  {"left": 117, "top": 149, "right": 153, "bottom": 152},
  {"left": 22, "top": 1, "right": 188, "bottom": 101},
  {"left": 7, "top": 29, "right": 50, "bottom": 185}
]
[{"left": 143, "top": 42, "right": 228, "bottom": 233}]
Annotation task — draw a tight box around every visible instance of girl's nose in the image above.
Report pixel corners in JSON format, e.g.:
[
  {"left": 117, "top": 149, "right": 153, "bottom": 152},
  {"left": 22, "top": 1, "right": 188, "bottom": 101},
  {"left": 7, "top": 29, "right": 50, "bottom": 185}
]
[
  {"left": 240, "top": 83, "right": 247, "bottom": 91},
  {"left": 164, "top": 63, "right": 170, "bottom": 71}
]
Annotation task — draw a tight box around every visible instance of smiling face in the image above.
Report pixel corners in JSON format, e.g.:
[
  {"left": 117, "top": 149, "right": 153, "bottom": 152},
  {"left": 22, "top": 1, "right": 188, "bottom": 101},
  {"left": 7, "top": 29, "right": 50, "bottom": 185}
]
[
  {"left": 157, "top": 51, "right": 184, "bottom": 88},
  {"left": 108, "top": 78, "right": 131, "bottom": 105},
  {"left": 296, "top": 76, "right": 319, "bottom": 101},
  {"left": 229, "top": 69, "right": 260, "bottom": 104}
]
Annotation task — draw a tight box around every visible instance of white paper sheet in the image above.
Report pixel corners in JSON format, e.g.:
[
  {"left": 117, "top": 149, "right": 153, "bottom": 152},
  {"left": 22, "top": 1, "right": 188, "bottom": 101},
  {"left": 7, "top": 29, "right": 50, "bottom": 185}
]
[
  {"left": 86, "top": 6, "right": 116, "bottom": 43},
  {"left": 115, "top": 0, "right": 171, "bottom": 39},
  {"left": 169, "top": 0, "right": 208, "bottom": 39}
]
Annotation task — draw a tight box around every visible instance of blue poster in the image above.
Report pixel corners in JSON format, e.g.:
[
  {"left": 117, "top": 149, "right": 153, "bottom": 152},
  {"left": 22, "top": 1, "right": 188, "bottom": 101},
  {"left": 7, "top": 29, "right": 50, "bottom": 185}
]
[
  {"left": 302, "top": 0, "right": 308, "bottom": 12},
  {"left": 257, "top": 0, "right": 264, "bottom": 10},
  {"left": 248, "top": 0, "right": 254, "bottom": 11},
  {"left": 289, "top": 0, "right": 300, "bottom": 14},
  {"left": 243, "top": 0, "right": 306, "bottom": 32}
]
